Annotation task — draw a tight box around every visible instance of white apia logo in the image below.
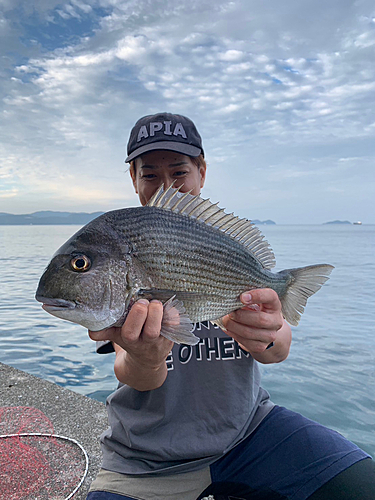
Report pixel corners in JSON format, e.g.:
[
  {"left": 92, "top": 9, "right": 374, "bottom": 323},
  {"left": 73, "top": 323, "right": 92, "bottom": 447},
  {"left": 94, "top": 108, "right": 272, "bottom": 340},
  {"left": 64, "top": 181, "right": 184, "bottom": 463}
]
[{"left": 137, "top": 121, "right": 187, "bottom": 142}]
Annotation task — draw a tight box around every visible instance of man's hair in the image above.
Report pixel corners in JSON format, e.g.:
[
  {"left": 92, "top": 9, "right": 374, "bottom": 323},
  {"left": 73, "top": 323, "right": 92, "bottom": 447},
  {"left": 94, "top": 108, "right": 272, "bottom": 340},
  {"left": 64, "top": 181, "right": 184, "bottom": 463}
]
[{"left": 130, "top": 153, "right": 206, "bottom": 176}]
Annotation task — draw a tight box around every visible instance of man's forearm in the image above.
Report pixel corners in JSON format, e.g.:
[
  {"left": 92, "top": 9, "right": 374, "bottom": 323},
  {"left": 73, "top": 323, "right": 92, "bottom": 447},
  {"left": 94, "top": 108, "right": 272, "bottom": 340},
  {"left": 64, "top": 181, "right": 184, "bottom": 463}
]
[{"left": 114, "top": 346, "right": 168, "bottom": 391}]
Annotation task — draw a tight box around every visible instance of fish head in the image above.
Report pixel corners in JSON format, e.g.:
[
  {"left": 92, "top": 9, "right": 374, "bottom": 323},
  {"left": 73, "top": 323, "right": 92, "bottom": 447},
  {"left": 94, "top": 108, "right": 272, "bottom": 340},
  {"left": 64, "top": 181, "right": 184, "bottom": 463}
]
[{"left": 35, "top": 219, "right": 133, "bottom": 331}]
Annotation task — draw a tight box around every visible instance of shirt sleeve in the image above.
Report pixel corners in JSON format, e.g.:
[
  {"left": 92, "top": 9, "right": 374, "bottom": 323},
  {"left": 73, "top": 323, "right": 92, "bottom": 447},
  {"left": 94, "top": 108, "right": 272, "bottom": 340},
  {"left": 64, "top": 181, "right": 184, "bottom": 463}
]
[{"left": 96, "top": 340, "right": 115, "bottom": 354}]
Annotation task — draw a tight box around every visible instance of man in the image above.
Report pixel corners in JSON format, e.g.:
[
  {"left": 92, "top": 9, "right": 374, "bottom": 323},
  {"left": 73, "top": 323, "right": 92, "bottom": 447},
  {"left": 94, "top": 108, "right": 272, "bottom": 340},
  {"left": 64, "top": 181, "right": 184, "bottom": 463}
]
[{"left": 87, "top": 113, "right": 373, "bottom": 500}]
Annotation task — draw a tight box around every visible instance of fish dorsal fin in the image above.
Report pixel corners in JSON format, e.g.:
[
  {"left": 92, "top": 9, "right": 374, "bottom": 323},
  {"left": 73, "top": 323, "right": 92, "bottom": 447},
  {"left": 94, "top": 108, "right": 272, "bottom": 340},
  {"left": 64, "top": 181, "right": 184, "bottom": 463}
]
[{"left": 147, "top": 184, "right": 276, "bottom": 269}]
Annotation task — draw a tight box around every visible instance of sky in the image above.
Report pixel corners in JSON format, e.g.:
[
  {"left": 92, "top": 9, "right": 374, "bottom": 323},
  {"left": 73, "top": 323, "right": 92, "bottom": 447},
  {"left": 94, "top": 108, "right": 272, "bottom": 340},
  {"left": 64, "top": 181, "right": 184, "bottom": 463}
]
[{"left": 1, "top": 0, "right": 374, "bottom": 224}]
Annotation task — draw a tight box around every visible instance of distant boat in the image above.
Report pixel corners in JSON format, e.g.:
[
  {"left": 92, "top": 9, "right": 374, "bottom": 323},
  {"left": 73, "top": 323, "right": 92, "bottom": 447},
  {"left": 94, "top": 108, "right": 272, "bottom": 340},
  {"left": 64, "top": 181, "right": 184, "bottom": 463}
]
[{"left": 353, "top": 221, "right": 362, "bottom": 225}]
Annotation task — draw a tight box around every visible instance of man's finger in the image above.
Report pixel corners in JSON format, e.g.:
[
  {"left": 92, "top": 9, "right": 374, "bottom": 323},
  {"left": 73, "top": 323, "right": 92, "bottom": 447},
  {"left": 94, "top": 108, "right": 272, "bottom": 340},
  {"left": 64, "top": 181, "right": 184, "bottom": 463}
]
[
  {"left": 224, "top": 316, "right": 278, "bottom": 344},
  {"left": 240, "top": 288, "right": 281, "bottom": 310},
  {"left": 230, "top": 308, "right": 282, "bottom": 331},
  {"left": 121, "top": 299, "right": 150, "bottom": 343},
  {"left": 88, "top": 327, "right": 116, "bottom": 342},
  {"left": 142, "top": 300, "right": 163, "bottom": 341}
]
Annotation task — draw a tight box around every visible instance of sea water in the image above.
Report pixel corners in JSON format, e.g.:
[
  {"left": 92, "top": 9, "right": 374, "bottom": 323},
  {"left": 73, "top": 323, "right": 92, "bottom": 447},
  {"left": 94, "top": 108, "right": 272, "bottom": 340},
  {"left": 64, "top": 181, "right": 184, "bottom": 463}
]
[{"left": 0, "top": 224, "right": 374, "bottom": 458}]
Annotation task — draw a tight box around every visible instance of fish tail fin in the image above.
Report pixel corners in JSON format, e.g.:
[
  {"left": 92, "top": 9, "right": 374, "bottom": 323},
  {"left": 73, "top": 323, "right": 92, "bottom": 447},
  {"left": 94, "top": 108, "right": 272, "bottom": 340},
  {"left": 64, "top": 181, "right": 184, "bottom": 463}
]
[{"left": 279, "top": 264, "right": 334, "bottom": 326}]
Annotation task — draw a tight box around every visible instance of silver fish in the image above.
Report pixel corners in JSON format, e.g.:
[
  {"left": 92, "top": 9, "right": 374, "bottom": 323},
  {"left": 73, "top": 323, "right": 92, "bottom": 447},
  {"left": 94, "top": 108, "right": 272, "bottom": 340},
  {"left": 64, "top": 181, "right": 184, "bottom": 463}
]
[{"left": 35, "top": 185, "right": 334, "bottom": 345}]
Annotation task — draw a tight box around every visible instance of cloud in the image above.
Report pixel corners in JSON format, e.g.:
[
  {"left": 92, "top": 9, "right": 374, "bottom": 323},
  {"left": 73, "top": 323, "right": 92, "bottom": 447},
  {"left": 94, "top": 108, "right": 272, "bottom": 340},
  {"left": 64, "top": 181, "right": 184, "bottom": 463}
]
[
  {"left": 219, "top": 49, "right": 245, "bottom": 61},
  {"left": 0, "top": 187, "right": 19, "bottom": 199},
  {"left": 1, "top": 0, "right": 375, "bottom": 222}
]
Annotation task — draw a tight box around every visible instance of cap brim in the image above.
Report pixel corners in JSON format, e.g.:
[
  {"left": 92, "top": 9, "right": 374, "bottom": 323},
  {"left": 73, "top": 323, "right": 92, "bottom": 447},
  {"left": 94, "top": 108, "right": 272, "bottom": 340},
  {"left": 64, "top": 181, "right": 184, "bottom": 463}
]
[{"left": 125, "top": 141, "right": 202, "bottom": 163}]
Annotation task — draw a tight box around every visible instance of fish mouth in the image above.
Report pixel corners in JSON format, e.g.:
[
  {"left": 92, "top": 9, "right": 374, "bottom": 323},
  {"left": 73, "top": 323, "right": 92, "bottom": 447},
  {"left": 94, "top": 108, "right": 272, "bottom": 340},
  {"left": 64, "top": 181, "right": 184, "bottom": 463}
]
[{"left": 35, "top": 295, "right": 76, "bottom": 311}]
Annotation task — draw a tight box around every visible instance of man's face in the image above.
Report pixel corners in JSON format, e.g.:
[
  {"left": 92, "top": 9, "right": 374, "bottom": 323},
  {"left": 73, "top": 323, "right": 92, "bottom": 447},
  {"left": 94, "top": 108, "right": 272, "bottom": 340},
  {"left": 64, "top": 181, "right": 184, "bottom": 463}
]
[{"left": 131, "top": 150, "right": 206, "bottom": 206}]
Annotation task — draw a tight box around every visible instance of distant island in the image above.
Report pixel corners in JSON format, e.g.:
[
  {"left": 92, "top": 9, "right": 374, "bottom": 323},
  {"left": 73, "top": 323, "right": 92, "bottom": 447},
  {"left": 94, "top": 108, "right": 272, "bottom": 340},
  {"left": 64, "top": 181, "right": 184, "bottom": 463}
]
[
  {"left": 323, "top": 220, "right": 353, "bottom": 225},
  {"left": 252, "top": 219, "right": 276, "bottom": 225},
  {"left": 0, "top": 211, "right": 104, "bottom": 225},
  {"left": 0, "top": 211, "right": 277, "bottom": 226}
]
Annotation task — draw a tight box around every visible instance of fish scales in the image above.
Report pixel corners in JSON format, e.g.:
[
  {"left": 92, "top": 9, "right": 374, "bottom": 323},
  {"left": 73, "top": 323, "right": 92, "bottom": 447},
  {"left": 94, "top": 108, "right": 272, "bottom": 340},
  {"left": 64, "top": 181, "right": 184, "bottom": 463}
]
[
  {"left": 35, "top": 184, "right": 334, "bottom": 344},
  {"left": 122, "top": 207, "right": 268, "bottom": 299}
]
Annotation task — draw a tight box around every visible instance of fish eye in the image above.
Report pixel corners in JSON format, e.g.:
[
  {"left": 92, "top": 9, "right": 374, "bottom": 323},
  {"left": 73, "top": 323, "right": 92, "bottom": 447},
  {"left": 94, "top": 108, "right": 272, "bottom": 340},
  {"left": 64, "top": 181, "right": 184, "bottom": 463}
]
[{"left": 70, "top": 255, "right": 91, "bottom": 272}]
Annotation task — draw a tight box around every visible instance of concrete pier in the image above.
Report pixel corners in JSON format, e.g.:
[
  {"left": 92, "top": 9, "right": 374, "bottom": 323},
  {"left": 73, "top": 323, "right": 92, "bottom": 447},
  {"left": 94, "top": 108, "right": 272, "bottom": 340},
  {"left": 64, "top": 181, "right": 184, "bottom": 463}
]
[{"left": 0, "top": 362, "right": 108, "bottom": 499}]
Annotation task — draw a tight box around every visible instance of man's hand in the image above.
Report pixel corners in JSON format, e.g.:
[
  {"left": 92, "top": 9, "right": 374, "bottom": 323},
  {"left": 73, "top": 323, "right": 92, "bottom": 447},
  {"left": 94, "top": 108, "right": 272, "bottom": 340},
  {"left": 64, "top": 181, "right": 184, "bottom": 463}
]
[
  {"left": 88, "top": 299, "right": 173, "bottom": 391},
  {"left": 221, "top": 289, "right": 292, "bottom": 364}
]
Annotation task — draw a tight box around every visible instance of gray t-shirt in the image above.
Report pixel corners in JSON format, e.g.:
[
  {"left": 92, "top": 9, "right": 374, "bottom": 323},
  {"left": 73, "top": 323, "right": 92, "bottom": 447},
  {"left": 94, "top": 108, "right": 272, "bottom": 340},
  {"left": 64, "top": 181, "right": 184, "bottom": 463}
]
[{"left": 98, "top": 322, "right": 274, "bottom": 475}]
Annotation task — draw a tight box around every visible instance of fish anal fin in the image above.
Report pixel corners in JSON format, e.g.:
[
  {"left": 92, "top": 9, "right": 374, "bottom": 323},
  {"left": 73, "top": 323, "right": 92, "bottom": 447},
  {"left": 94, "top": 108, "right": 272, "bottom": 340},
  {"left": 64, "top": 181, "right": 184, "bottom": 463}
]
[{"left": 210, "top": 317, "right": 227, "bottom": 331}]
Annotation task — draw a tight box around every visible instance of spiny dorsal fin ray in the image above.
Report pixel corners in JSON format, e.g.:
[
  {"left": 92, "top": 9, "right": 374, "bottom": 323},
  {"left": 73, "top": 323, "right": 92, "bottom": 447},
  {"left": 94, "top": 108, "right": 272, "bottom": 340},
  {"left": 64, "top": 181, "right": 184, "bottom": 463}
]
[{"left": 147, "top": 183, "right": 276, "bottom": 270}]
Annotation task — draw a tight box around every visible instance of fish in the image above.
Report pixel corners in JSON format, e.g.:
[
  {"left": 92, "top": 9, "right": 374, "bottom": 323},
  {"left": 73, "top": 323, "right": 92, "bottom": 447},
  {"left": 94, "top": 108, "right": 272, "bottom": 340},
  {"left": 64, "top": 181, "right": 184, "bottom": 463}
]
[{"left": 35, "top": 184, "right": 334, "bottom": 345}]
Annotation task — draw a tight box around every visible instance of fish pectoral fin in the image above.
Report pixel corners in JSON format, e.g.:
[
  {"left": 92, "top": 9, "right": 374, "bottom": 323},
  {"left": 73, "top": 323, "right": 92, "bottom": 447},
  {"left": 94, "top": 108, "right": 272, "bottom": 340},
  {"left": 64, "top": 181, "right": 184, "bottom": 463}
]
[
  {"left": 138, "top": 290, "right": 199, "bottom": 344},
  {"left": 161, "top": 296, "right": 199, "bottom": 346}
]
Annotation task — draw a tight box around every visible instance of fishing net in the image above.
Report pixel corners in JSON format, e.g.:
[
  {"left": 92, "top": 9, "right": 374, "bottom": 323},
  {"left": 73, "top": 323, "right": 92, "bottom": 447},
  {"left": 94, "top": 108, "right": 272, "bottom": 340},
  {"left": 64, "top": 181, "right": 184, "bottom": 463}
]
[{"left": 0, "top": 406, "right": 89, "bottom": 500}]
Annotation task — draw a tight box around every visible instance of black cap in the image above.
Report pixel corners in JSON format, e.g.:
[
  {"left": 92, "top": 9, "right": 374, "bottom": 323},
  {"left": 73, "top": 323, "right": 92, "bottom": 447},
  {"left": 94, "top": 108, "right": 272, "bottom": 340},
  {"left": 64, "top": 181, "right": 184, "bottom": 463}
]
[{"left": 125, "top": 112, "right": 204, "bottom": 162}]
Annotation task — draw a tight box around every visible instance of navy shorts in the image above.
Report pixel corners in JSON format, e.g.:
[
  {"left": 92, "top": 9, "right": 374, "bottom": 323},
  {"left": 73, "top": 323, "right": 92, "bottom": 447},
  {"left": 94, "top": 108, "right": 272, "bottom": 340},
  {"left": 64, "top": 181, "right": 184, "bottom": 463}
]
[{"left": 87, "top": 406, "right": 371, "bottom": 500}]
